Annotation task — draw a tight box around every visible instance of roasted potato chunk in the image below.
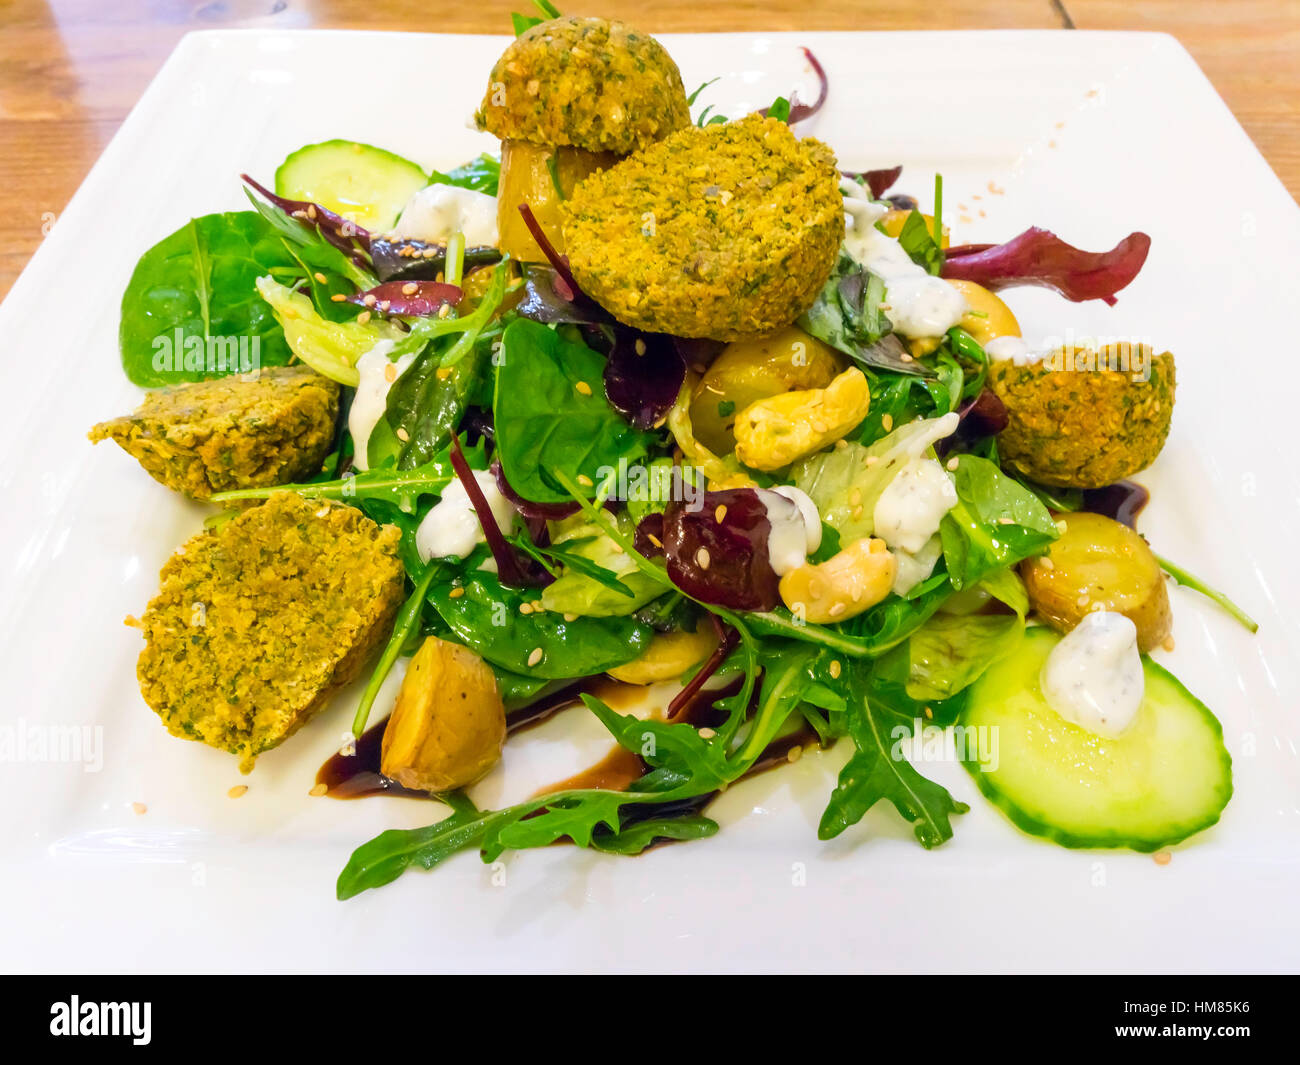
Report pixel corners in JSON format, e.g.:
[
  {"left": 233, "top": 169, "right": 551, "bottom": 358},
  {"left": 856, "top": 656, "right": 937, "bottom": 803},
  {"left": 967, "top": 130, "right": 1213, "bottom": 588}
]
[
  {"left": 689, "top": 326, "right": 844, "bottom": 455},
  {"left": 381, "top": 637, "right": 506, "bottom": 792},
  {"left": 778, "top": 536, "right": 896, "bottom": 624},
  {"left": 605, "top": 625, "right": 720, "bottom": 685},
  {"left": 1020, "top": 511, "right": 1172, "bottom": 653},
  {"left": 496, "top": 139, "right": 617, "bottom": 261}
]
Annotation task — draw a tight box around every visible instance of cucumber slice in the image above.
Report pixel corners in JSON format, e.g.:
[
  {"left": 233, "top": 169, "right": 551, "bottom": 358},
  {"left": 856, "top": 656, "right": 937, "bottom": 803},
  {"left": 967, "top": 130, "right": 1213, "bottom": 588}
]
[
  {"left": 275, "top": 140, "right": 427, "bottom": 232},
  {"left": 961, "top": 627, "right": 1231, "bottom": 851}
]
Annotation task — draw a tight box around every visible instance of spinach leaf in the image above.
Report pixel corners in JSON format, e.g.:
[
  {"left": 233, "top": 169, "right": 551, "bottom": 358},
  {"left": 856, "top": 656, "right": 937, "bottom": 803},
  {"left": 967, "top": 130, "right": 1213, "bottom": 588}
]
[
  {"left": 428, "top": 570, "right": 653, "bottom": 678},
  {"left": 836, "top": 569, "right": 953, "bottom": 654},
  {"left": 939, "top": 454, "right": 1059, "bottom": 589},
  {"left": 818, "top": 661, "right": 968, "bottom": 848},
  {"left": 897, "top": 209, "right": 944, "bottom": 276},
  {"left": 494, "top": 318, "right": 656, "bottom": 503},
  {"left": 427, "top": 153, "right": 501, "bottom": 196},
  {"left": 119, "top": 212, "right": 297, "bottom": 387}
]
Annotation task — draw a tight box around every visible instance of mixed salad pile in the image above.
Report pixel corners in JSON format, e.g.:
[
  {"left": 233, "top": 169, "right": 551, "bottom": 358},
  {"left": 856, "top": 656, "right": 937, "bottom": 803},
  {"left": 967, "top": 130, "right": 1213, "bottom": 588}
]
[{"left": 93, "top": 6, "right": 1256, "bottom": 899}]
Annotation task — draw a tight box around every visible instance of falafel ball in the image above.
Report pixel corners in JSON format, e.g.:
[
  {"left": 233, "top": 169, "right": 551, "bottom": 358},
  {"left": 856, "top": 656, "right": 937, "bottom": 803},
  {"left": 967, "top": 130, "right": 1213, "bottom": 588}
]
[
  {"left": 476, "top": 15, "right": 690, "bottom": 155},
  {"left": 989, "top": 343, "right": 1176, "bottom": 489},
  {"left": 137, "top": 492, "right": 405, "bottom": 772},
  {"left": 563, "top": 114, "right": 843, "bottom": 341},
  {"left": 89, "top": 365, "right": 339, "bottom": 500}
]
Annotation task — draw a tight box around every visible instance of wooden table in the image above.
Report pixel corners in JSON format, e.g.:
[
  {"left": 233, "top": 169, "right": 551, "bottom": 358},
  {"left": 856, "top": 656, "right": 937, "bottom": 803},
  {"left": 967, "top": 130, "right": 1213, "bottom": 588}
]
[{"left": 2, "top": 0, "right": 1296, "bottom": 298}]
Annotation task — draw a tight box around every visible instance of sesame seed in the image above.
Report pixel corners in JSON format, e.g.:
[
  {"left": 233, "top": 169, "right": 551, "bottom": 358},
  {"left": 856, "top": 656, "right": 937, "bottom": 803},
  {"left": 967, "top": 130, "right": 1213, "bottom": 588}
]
[
  {"left": 330, "top": 293, "right": 347, "bottom": 302},
  {"left": 519, "top": 602, "right": 533, "bottom": 615},
  {"left": 313, "top": 272, "right": 328, "bottom": 284},
  {"left": 396, "top": 427, "right": 410, "bottom": 442},
  {"left": 1076, "top": 594, "right": 1090, "bottom": 607},
  {"left": 363, "top": 293, "right": 378, "bottom": 307},
  {"left": 834, "top": 439, "right": 848, "bottom": 450},
  {"left": 848, "top": 488, "right": 862, "bottom": 506},
  {"left": 648, "top": 533, "right": 663, "bottom": 549},
  {"left": 357, "top": 310, "right": 372, "bottom": 325},
  {"left": 715, "top": 504, "right": 727, "bottom": 523},
  {"left": 852, "top": 505, "right": 864, "bottom": 520},
  {"left": 881, "top": 414, "right": 893, "bottom": 431},
  {"left": 829, "top": 602, "right": 847, "bottom": 617},
  {"left": 1153, "top": 850, "right": 1172, "bottom": 866},
  {"left": 228, "top": 785, "right": 248, "bottom": 799},
  {"left": 527, "top": 647, "right": 544, "bottom": 667},
  {"left": 946, "top": 457, "right": 959, "bottom": 471},
  {"left": 384, "top": 363, "right": 397, "bottom": 383},
  {"left": 828, "top": 660, "right": 842, "bottom": 679},
  {"left": 306, "top": 204, "right": 318, "bottom": 220},
  {"left": 448, "top": 586, "right": 465, "bottom": 598},
  {"left": 563, "top": 613, "right": 578, "bottom": 622},
  {"left": 865, "top": 455, "right": 879, "bottom": 467},
  {"left": 575, "top": 380, "right": 593, "bottom": 396},
  {"left": 634, "top": 339, "right": 647, "bottom": 356},
  {"left": 131, "top": 802, "right": 147, "bottom": 815},
  {"left": 309, "top": 783, "right": 328, "bottom": 797},
  {"left": 576, "top": 474, "right": 594, "bottom": 487},
  {"left": 924, "top": 706, "right": 934, "bottom": 719},
  {"left": 786, "top": 745, "right": 803, "bottom": 764},
  {"left": 402, "top": 282, "right": 418, "bottom": 296},
  {"left": 695, "top": 547, "right": 711, "bottom": 570},
  {"left": 436, "top": 367, "right": 452, "bottom": 381},
  {"left": 1040, "top": 557, "right": 1055, "bottom": 571},
  {"left": 1056, "top": 520, "right": 1069, "bottom": 535},
  {"left": 900, "top": 353, "right": 914, "bottom": 363},
  {"left": 438, "top": 303, "right": 452, "bottom": 318},
  {"left": 698, "top": 727, "right": 717, "bottom": 740},
  {"left": 1162, "top": 635, "right": 1176, "bottom": 652}
]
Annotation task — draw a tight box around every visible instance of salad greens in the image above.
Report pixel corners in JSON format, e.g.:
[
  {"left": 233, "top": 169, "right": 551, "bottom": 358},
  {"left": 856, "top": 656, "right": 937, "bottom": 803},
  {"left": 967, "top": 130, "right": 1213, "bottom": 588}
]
[
  {"left": 119, "top": 212, "right": 300, "bottom": 387},
  {"left": 108, "top": 22, "right": 1245, "bottom": 896}
]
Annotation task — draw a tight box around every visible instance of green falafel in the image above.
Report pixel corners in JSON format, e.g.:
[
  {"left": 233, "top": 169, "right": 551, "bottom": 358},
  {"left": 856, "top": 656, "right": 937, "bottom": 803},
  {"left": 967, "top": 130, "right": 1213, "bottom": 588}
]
[
  {"left": 476, "top": 16, "right": 690, "bottom": 155},
  {"left": 89, "top": 365, "right": 339, "bottom": 500},
  {"left": 137, "top": 492, "right": 405, "bottom": 771},
  {"left": 563, "top": 115, "right": 843, "bottom": 341},
  {"left": 990, "top": 343, "right": 1176, "bottom": 489}
]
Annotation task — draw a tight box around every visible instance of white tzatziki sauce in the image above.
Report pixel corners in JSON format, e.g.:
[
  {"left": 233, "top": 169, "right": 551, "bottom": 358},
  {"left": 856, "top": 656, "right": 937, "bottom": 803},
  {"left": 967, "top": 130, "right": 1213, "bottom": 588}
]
[
  {"left": 1040, "top": 611, "right": 1145, "bottom": 738},
  {"left": 757, "top": 486, "right": 822, "bottom": 576},
  {"left": 873, "top": 456, "right": 959, "bottom": 555},
  {"left": 349, "top": 340, "right": 414, "bottom": 472},
  {"left": 415, "top": 470, "right": 515, "bottom": 562},
  {"left": 840, "top": 178, "right": 967, "bottom": 339},
  {"left": 393, "top": 184, "right": 499, "bottom": 247}
]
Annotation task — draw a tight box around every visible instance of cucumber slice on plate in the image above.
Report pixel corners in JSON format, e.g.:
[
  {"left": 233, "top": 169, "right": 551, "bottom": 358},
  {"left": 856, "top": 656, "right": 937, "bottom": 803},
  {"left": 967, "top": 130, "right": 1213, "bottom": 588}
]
[
  {"left": 962, "top": 627, "right": 1232, "bottom": 851},
  {"left": 275, "top": 140, "right": 427, "bottom": 232}
]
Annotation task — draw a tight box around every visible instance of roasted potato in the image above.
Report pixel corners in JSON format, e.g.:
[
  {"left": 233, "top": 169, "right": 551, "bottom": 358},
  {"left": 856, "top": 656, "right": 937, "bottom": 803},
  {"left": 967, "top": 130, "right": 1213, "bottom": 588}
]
[
  {"left": 496, "top": 139, "right": 617, "bottom": 261},
  {"left": 688, "top": 326, "right": 845, "bottom": 455},
  {"left": 879, "top": 209, "right": 949, "bottom": 248},
  {"left": 946, "top": 280, "right": 1021, "bottom": 345},
  {"left": 380, "top": 636, "right": 506, "bottom": 792},
  {"left": 606, "top": 625, "right": 720, "bottom": 685},
  {"left": 1020, "top": 511, "right": 1171, "bottom": 653},
  {"left": 778, "top": 536, "right": 896, "bottom": 624}
]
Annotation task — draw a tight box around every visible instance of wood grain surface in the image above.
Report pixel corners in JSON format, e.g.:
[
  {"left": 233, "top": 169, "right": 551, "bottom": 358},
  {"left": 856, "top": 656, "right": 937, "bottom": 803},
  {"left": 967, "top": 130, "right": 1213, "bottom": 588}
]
[{"left": 1, "top": 0, "right": 1296, "bottom": 297}]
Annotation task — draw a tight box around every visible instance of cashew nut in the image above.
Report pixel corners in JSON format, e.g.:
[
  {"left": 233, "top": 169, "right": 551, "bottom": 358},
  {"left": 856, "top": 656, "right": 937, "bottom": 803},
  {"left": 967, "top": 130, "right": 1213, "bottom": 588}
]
[
  {"left": 778, "top": 537, "right": 897, "bottom": 623},
  {"left": 733, "top": 366, "right": 872, "bottom": 471}
]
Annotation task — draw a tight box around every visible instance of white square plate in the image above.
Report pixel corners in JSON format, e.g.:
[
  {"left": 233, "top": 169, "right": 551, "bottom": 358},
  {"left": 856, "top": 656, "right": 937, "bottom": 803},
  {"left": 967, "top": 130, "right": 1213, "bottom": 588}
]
[{"left": 2, "top": 29, "right": 1298, "bottom": 974}]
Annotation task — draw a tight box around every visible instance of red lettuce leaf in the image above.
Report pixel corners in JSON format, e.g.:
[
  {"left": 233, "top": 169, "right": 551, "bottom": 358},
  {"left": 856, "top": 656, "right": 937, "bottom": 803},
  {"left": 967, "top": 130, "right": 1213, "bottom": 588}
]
[
  {"left": 667, "top": 616, "right": 737, "bottom": 720},
  {"left": 662, "top": 489, "right": 780, "bottom": 612},
  {"left": 448, "top": 437, "right": 532, "bottom": 587},
  {"left": 787, "top": 47, "right": 829, "bottom": 124},
  {"left": 493, "top": 460, "right": 580, "bottom": 522},
  {"left": 346, "top": 280, "right": 462, "bottom": 318},
  {"left": 241, "top": 173, "right": 373, "bottom": 256},
  {"left": 941, "top": 227, "right": 1151, "bottom": 306},
  {"left": 843, "top": 165, "right": 903, "bottom": 200},
  {"left": 602, "top": 329, "right": 687, "bottom": 430}
]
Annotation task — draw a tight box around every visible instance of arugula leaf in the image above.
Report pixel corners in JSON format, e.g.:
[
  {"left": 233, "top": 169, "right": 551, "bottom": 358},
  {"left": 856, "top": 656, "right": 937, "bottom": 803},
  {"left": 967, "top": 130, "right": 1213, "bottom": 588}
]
[
  {"left": 1156, "top": 554, "right": 1259, "bottom": 633},
  {"left": 818, "top": 662, "right": 968, "bottom": 847},
  {"left": 429, "top": 570, "right": 653, "bottom": 678},
  {"left": 211, "top": 437, "right": 488, "bottom": 512},
  {"left": 494, "top": 318, "right": 656, "bottom": 504},
  {"left": 939, "top": 454, "right": 1059, "bottom": 589},
  {"left": 589, "top": 815, "right": 719, "bottom": 854},
  {"left": 119, "top": 212, "right": 298, "bottom": 387}
]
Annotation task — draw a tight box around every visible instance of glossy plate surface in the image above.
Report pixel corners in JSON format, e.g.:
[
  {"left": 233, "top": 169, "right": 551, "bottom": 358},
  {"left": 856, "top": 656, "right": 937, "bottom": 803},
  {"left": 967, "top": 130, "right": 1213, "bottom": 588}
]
[{"left": 1, "top": 29, "right": 1297, "bottom": 973}]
